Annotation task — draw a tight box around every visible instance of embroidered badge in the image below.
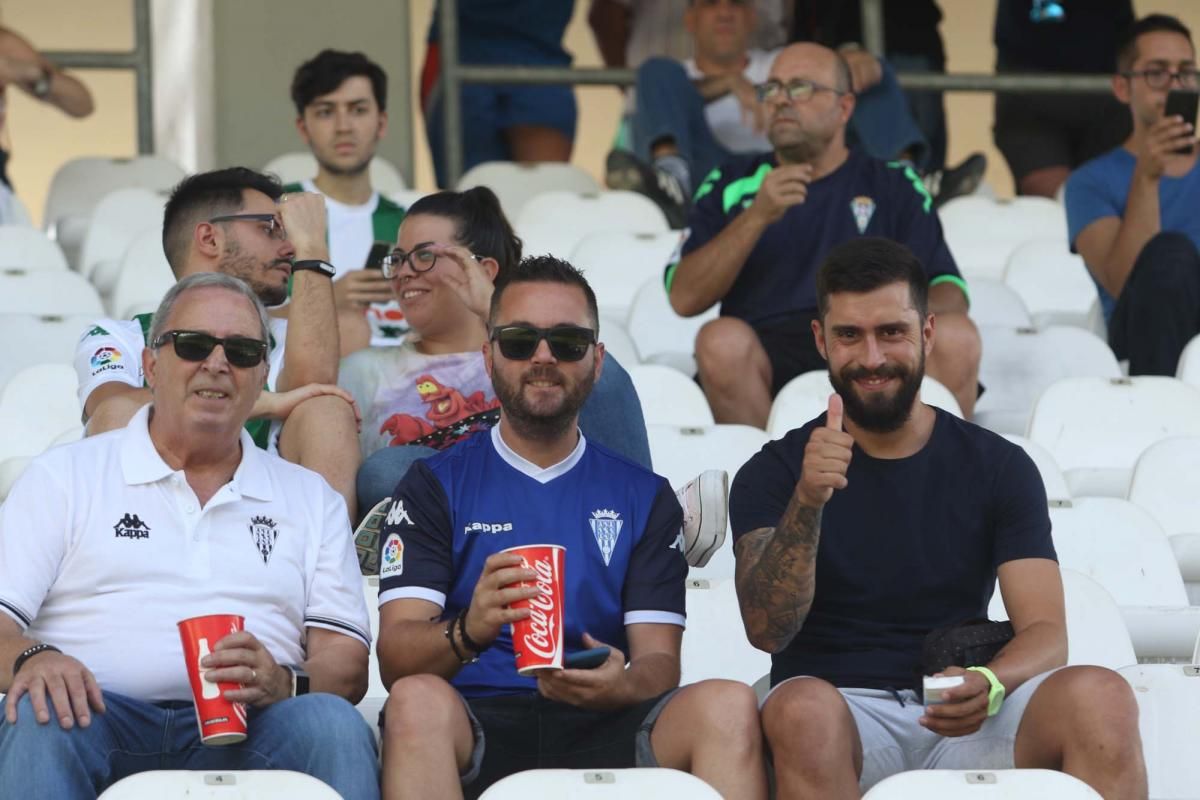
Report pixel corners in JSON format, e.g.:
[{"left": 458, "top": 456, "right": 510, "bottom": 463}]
[
  {"left": 589, "top": 509, "right": 624, "bottom": 567},
  {"left": 850, "top": 195, "right": 876, "bottom": 234},
  {"left": 249, "top": 516, "right": 278, "bottom": 564}
]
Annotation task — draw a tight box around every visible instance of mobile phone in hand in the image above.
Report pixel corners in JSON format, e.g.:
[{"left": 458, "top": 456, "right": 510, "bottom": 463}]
[
  {"left": 1165, "top": 89, "right": 1199, "bottom": 155},
  {"left": 563, "top": 647, "right": 610, "bottom": 670},
  {"left": 364, "top": 241, "right": 392, "bottom": 270}
]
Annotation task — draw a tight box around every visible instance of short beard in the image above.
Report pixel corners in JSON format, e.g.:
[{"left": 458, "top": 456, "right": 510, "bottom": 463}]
[
  {"left": 829, "top": 350, "right": 924, "bottom": 433},
  {"left": 220, "top": 242, "right": 288, "bottom": 307},
  {"left": 316, "top": 153, "right": 372, "bottom": 178},
  {"left": 492, "top": 363, "right": 594, "bottom": 443}
]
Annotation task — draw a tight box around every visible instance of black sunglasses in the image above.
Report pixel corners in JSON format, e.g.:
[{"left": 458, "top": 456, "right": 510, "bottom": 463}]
[
  {"left": 151, "top": 330, "right": 269, "bottom": 368},
  {"left": 490, "top": 325, "right": 597, "bottom": 362}
]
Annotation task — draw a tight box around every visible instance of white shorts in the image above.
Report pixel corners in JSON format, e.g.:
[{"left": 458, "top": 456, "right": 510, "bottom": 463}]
[{"left": 765, "top": 670, "right": 1057, "bottom": 791}]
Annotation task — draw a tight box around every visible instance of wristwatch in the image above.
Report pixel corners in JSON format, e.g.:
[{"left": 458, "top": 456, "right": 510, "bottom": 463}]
[
  {"left": 291, "top": 259, "right": 336, "bottom": 278},
  {"left": 966, "top": 666, "right": 1006, "bottom": 717},
  {"left": 285, "top": 664, "right": 310, "bottom": 697}
]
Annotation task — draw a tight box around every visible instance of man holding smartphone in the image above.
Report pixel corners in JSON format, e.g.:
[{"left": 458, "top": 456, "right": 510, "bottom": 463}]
[
  {"left": 287, "top": 50, "right": 407, "bottom": 352},
  {"left": 1067, "top": 14, "right": 1200, "bottom": 375}
]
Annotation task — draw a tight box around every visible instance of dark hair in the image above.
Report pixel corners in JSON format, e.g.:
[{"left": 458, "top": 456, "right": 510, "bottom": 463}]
[
  {"left": 406, "top": 187, "right": 522, "bottom": 273},
  {"left": 489, "top": 255, "right": 599, "bottom": 331},
  {"left": 1117, "top": 14, "right": 1193, "bottom": 72},
  {"left": 291, "top": 49, "right": 387, "bottom": 115},
  {"left": 815, "top": 237, "right": 929, "bottom": 319},
  {"left": 161, "top": 167, "right": 283, "bottom": 275}
]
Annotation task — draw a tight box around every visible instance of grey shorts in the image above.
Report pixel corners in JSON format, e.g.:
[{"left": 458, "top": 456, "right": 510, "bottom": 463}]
[
  {"left": 765, "top": 670, "right": 1057, "bottom": 792},
  {"left": 457, "top": 689, "right": 678, "bottom": 795}
]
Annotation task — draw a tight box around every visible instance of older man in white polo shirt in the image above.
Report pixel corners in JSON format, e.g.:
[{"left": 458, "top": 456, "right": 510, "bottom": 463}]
[{"left": 0, "top": 273, "right": 378, "bottom": 799}]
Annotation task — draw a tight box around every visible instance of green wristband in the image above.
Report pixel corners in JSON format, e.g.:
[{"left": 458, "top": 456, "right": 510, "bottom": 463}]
[{"left": 967, "top": 665, "right": 1006, "bottom": 717}]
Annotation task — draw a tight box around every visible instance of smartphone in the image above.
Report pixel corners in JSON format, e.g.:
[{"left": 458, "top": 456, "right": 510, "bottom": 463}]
[
  {"left": 1165, "top": 89, "right": 1199, "bottom": 155},
  {"left": 563, "top": 647, "right": 610, "bottom": 670},
  {"left": 364, "top": 241, "right": 392, "bottom": 270}
]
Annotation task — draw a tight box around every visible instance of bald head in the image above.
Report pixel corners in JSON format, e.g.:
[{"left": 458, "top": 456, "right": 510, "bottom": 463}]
[{"left": 770, "top": 43, "right": 853, "bottom": 94}]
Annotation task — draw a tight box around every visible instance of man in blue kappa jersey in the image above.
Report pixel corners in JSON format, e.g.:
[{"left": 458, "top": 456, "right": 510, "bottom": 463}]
[{"left": 373, "top": 255, "right": 766, "bottom": 800}]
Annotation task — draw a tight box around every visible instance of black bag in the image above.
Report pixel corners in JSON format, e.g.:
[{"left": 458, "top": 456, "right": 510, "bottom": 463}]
[{"left": 918, "top": 619, "right": 1014, "bottom": 689}]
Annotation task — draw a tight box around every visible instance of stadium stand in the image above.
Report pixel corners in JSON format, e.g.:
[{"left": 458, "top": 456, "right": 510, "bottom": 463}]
[
  {"left": 939, "top": 195, "right": 1067, "bottom": 282},
  {"left": 516, "top": 190, "right": 670, "bottom": 262},
  {"left": 0, "top": 269, "right": 102, "bottom": 315},
  {"left": 0, "top": 312, "right": 95, "bottom": 390},
  {"left": 263, "top": 150, "right": 407, "bottom": 195},
  {"left": 0, "top": 224, "right": 67, "bottom": 270},
  {"left": 97, "top": 770, "right": 343, "bottom": 799},
  {"left": 1003, "top": 238, "right": 1104, "bottom": 334},
  {"left": 478, "top": 768, "right": 723, "bottom": 799},
  {"left": 456, "top": 160, "right": 600, "bottom": 222},
  {"left": 571, "top": 230, "right": 682, "bottom": 321},
  {"left": 1121, "top": 664, "right": 1200, "bottom": 800},
  {"left": 107, "top": 227, "right": 175, "bottom": 319},
  {"left": 862, "top": 769, "right": 1102, "bottom": 799},
  {"left": 964, "top": 278, "right": 1033, "bottom": 328},
  {"left": 629, "top": 364, "right": 713, "bottom": 426},
  {"left": 76, "top": 187, "right": 166, "bottom": 296},
  {"left": 1000, "top": 434, "right": 1072, "bottom": 504},
  {"left": 1129, "top": 436, "right": 1200, "bottom": 604},
  {"left": 681, "top": 578, "right": 769, "bottom": 687},
  {"left": 626, "top": 277, "right": 717, "bottom": 376},
  {"left": 596, "top": 314, "right": 641, "bottom": 369}
]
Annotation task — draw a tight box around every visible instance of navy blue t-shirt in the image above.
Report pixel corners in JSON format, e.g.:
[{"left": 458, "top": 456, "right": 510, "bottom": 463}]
[
  {"left": 668, "top": 149, "right": 964, "bottom": 327},
  {"left": 730, "top": 409, "right": 1055, "bottom": 690},
  {"left": 378, "top": 427, "right": 687, "bottom": 698}
]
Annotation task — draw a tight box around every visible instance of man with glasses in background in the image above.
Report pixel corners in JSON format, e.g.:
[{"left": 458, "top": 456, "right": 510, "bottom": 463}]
[
  {"left": 374, "top": 255, "right": 767, "bottom": 800},
  {"left": 1067, "top": 14, "right": 1200, "bottom": 376},
  {"left": 665, "top": 42, "right": 981, "bottom": 429},
  {"left": 74, "top": 167, "right": 364, "bottom": 519},
  {"left": 0, "top": 273, "right": 379, "bottom": 799}
]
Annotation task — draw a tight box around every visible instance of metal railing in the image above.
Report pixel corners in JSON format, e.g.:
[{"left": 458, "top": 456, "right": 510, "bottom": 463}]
[
  {"left": 435, "top": 0, "right": 1114, "bottom": 188},
  {"left": 41, "top": 0, "right": 154, "bottom": 154}
]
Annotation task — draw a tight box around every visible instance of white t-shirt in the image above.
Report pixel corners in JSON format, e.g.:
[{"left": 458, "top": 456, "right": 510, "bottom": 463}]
[
  {"left": 0, "top": 404, "right": 369, "bottom": 703},
  {"left": 684, "top": 48, "right": 779, "bottom": 155}
]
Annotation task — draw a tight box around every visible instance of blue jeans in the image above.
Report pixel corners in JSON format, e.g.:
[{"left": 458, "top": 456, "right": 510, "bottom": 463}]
[
  {"left": 356, "top": 354, "right": 652, "bottom": 511},
  {"left": 0, "top": 691, "right": 379, "bottom": 800},
  {"left": 888, "top": 52, "right": 947, "bottom": 171}
]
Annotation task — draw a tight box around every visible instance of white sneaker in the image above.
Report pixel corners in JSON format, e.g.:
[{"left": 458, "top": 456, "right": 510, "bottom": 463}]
[{"left": 675, "top": 470, "right": 729, "bottom": 567}]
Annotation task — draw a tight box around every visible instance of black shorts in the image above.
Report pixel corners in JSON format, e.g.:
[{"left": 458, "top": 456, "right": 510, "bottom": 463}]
[
  {"left": 993, "top": 67, "right": 1131, "bottom": 181},
  {"left": 459, "top": 690, "right": 677, "bottom": 797},
  {"left": 754, "top": 313, "right": 827, "bottom": 398}
]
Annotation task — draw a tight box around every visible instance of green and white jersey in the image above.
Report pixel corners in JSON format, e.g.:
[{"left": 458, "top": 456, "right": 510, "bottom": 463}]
[
  {"left": 74, "top": 314, "right": 287, "bottom": 451},
  {"left": 285, "top": 180, "right": 408, "bottom": 346}
]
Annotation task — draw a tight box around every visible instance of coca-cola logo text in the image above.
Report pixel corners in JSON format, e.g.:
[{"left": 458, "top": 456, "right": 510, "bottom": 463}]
[{"left": 521, "top": 556, "right": 560, "bottom": 662}]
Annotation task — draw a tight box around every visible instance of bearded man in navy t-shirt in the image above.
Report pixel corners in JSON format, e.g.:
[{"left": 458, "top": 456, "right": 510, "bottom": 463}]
[
  {"left": 666, "top": 41, "right": 981, "bottom": 426},
  {"left": 375, "top": 255, "right": 766, "bottom": 799},
  {"left": 730, "top": 237, "right": 1146, "bottom": 799}
]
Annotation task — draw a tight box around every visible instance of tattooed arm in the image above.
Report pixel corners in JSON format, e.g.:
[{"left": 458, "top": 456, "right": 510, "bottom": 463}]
[{"left": 734, "top": 395, "right": 854, "bottom": 653}]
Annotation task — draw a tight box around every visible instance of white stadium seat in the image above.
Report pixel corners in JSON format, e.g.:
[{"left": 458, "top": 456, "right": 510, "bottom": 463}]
[
  {"left": 863, "top": 769, "right": 1101, "bottom": 799},
  {"left": 77, "top": 187, "right": 166, "bottom": 294},
  {"left": 108, "top": 228, "right": 175, "bottom": 319},
  {"left": 263, "top": 151, "right": 407, "bottom": 194},
  {"left": 1003, "top": 238, "right": 1104, "bottom": 333},
  {"left": 629, "top": 364, "right": 713, "bottom": 427},
  {"left": 626, "top": 277, "right": 716, "bottom": 376},
  {"left": 44, "top": 156, "right": 185, "bottom": 268},
  {"left": 975, "top": 325, "right": 1121, "bottom": 435},
  {"left": 1026, "top": 376, "right": 1200, "bottom": 497},
  {"left": 357, "top": 575, "right": 386, "bottom": 740},
  {"left": 0, "top": 313, "right": 96, "bottom": 391},
  {"left": 0, "top": 225, "right": 67, "bottom": 270},
  {"left": 681, "top": 577, "right": 770, "bottom": 687},
  {"left": 939, "top": 195, "right": 1067, "bottom": 282},
  {"left": 1175, "top": 333, "right": 1200, "bottom": 387},
  {"left": 597, "top": 315, "right": 641, "bottom": 369},
  {"left": 479, "top": 769, "right": 722, "bottom": 799},
  {"left": 767, "top": 370, "right": 961, "bottom": 439},
  {"left": 965, "top": 278, "right": 1032, "bottom": 328},
  {"left": 97, "top": 770, "right": 341, "bottom": 799},
  {"left": 1120, "top": 664, "right": 1200, "bottom": 800},
  {"left": 571, "top": 231, "right": 682, "bottom": 321},
  {"left": 1001, "top": 435, "right": 1071, "bottom": 504},
  {"left": 516, "top": 191, "right": 669, "bottom": 261},
  {"left": 0, "top": 269, "right": 102, "bottom": 316},
  {"left": 1129, "top": 436, "right": 1200, "bottom": 602},
  {"left": 456, "top": 160, "right": 600, "bottom": 221},
  {"left": 989, "top": 570, "right": 1136, "bottom": 670},
  {"left": 646, "top": 424, "right": 770, "bottom": 580}
]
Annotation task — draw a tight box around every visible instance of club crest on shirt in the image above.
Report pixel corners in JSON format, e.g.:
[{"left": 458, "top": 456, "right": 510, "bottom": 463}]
[
  {"left": 249, "top": 516, "right": 278, "bottom": 564},
  {"left": 380, "top": 532, "right": 404, "bottom": 578},
  {"left": 850, "top": 195, "right": 876, "bottom": 234},
  {"left": 113, "top": 512, "right": 150, "bottom": 540},
  {"left": 589, "top": 509, "right": 623, "bottom": 567}
]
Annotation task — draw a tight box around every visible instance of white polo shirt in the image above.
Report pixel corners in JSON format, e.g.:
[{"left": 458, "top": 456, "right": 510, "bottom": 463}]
[{"left": 0, "top": 404, "right": 369, "bottom": 703}]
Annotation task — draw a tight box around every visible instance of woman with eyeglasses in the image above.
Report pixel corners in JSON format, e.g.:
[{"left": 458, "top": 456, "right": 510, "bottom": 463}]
[{"left": 339, "top": 187, "right": 652, "bottom": 520}]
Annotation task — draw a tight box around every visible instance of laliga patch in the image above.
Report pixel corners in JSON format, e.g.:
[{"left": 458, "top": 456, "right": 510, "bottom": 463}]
[
  {"left": 380, "top": 532, "right": 405, "bottom": 578},
  {"left": 90, "top": 346, "right": 123, "bottom": 375},
  {"left": 850, "top": 195, "right": 876, "bottom": 234}
]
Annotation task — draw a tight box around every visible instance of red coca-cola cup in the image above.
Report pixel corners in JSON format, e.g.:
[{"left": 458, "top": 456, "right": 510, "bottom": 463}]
[
  {"left": 503, "top": 544, "right": 566, "bottom": 674},
  {"left": 177, "top": 614, "right": 248, "bottom": 745}
]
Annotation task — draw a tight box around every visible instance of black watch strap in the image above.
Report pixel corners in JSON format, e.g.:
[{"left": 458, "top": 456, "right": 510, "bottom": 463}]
[
  {"left": 13, "top": 643, "right": 61, "bottom": 675},
  {"left": 291, "top": 259, "right": 336, "bottom": 278},
  {"left": 286, "top": 664, "right": 310, "bottom": 697}
]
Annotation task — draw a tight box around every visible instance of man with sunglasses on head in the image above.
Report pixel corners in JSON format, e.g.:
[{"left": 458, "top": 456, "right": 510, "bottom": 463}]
[
  {"left": 0, "top": 273, "right": 379, "bottom": 798},
  {"left": 373, "top": 255, "right": 767, "bottom": 800},
  {"left": 74, "top": 167, "right": 364, "bottom": 519},
  {"left": 666, "top": 41, "right": 981, "bottom": 429},
  {"left": 1067, "top": 14, "right": 1200, "bottom": 376}
]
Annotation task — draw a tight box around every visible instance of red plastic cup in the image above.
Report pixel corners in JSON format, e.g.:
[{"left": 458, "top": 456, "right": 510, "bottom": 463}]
[
  {"left": 503, "top": 544, "right": 566, "bottom": 675},
  {"left": 177, "top": 614, "right": 248, "bottom": 745}
]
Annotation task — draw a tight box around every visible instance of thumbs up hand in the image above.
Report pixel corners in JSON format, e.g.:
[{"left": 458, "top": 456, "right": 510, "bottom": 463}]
[{"left": 795, "top": 393, "right": 855, "bottom": 508}]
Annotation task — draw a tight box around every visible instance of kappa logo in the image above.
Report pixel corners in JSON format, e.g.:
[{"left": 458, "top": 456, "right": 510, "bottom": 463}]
[
  {"left": 670, "top": 530, "right": 685, "bottom": 552},
  {"left": 380, "top": 533, "right": 404, "bottom": 579},
  {"left": 850, "top": 195, "right": 876, "bottom": 234},
  {"left": 385, "top": 499, "right": 413, "bottom": 527},
  {"left": 463, "top": 521, "right": 513, "bottom": 535},
  {"left": 589, "top": 509, "right": 624, "bottom": 567},
  {"left": 249, "top": 516, "right": 278, "bottom": 564},
  {"left": 114, "top": 512, "right": 150, "bottom": 540},
  {"left": 83, "top": 325, "right": 109, "bottom": 339}
]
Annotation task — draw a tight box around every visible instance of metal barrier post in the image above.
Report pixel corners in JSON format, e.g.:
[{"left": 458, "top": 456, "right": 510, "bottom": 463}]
[
  {"left": 438, "top": 0, "right": 464, "bottom": 187},
  {"left": 860, "top": 0, "right": 885, "bottom": 56}
]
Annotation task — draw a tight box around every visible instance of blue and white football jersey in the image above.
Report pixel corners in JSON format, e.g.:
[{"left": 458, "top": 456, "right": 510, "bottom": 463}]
[{"left": 378, "top": 425, "right": 687, "bottom": 697}]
